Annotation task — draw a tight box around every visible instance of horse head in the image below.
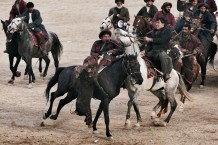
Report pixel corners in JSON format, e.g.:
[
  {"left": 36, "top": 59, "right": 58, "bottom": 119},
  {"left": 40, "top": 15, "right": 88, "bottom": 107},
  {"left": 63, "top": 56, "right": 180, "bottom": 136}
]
[
  {"left": 123, "top": 54, "right": 143, "bottom": 85},
  {"left": 190, "top": 17, "right": 201, "bottom": 36},
  {"left": 100, "top": 14, "right": 114, "bottom": 31},
  {"left": 7, "top": 17, "right": 26, "bottom": 34},
  {"left": 168, "top": 40, "right": 183, "bottom": 62},
  {"left": 133, "top": 16, "right": 152, "bottom": 37}
]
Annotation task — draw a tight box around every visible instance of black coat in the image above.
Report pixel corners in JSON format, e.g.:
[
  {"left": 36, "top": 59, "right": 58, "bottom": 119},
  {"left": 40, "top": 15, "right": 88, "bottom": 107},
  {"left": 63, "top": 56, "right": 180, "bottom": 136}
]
[
  {"left": 147, "top": 26, "right": 172, "bottom": 52},
  {"left": 22, "top": 9, "right": 47, "bottom": 35},
  {"left": 136, "top": 5, "right": 158, "bottom": 19}
]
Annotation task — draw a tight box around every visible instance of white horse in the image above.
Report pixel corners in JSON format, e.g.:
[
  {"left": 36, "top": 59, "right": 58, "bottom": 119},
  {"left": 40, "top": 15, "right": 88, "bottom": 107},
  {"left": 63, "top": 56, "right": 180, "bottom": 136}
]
[{"left": 114, "top": 28, "right": 193, "bottom": 127}]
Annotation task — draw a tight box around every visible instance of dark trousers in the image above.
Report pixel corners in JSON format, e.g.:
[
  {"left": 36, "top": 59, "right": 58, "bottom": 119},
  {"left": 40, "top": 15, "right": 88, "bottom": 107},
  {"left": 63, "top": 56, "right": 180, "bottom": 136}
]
[{"left": 147, "top": 50, "right": 173, "bottom": 75}]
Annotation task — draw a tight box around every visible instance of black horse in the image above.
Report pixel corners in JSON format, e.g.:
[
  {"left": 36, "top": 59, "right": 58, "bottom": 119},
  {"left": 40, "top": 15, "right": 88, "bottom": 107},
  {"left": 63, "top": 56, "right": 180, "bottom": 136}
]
[
  {"left": 1, "top": 20, "right": 22, "bottom": 84},
  {"left": 7, "top": 17, "right": 63, "bottom": 88},
  {"left": 43, "top": 54, "right": 143, "bottom": 139}
]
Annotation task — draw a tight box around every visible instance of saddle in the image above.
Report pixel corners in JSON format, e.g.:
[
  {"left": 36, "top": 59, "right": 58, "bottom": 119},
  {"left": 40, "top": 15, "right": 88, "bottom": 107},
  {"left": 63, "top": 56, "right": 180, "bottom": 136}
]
[
  {"left": 142, "top": 56, "right": 158, "bottom": 79},
  {"left": 28, "top": 30, "right": 48, "bottom": 47}
]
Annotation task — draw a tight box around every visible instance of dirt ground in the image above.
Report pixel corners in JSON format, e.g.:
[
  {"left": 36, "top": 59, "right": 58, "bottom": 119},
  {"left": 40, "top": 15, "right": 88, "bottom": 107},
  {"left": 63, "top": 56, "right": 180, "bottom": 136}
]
[{"left": 0, "top": 0, "right": 218, "bottom": 145}]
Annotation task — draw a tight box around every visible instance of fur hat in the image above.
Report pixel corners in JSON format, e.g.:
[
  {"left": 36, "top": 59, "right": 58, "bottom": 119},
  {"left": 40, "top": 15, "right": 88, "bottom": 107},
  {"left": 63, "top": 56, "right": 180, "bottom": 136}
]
[
  {"left": 115, "top": 0, "right": 125, "bottom": 4},
  {"left": 99, "top": 30, "right": 112, "bottom": 39},
  {"left": 161, "top": 2, "right": 172, "bottom": 9},
  {"left": 26, "top": 2, "right": 34, "bottom": 8},
  {"left": 197, "top": 3, "right": 209, "bottom": 9},
  {"left": 144, "top": 0, "right": 154, "bottom": 2}
]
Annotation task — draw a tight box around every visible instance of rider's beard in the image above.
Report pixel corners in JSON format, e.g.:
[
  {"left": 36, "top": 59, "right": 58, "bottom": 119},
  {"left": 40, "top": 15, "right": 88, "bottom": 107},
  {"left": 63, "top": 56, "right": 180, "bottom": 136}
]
[
  {"left": 163, "top": 9, "right": 170, "bottom": 13},
  {"left": 117, "top": 5, "right": 123, "bottom": 9},
  {"left": 182, "top": 32, "right": 190, "bottom": 39}
]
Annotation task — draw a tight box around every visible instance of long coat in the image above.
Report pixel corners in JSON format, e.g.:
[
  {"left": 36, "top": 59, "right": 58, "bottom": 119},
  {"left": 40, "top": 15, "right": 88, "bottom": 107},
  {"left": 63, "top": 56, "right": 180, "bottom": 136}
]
[
  {"left": 108, "top": 7, "right": 130, "bottom": 28},
  {"left": 198, "top": 0, "right": 217, "bottom": 13},
  {"left": 136, "top": 5, "right": 158, "bottom": 20},
  {"left": 177, "top": 2, "right": 198, "bottom": 17},
  {"left": 22, "top": 9, "right": 47, "bottom": 36},
  {"left": 9, "top": 0, "right": 27, "bottom": 21},
  {"left": 152, "top": 11, "right": 176, "bottom": 29}
]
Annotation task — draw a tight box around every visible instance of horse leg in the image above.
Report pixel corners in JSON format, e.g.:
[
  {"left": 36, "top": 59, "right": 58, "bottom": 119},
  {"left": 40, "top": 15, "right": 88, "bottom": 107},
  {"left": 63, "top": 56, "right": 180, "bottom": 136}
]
[
  {"left": 150, "top": 90, "right": 165, "bottom": 119},
  {"left": 163, "top": 97, "right": 177, "bottom": 126},
  {"left": 14, "top": 56, "right": 21, "bottom": 77},
  {"left": 102, "top": 98, "right": 113, "bottom": 139},
  {"left": 51, "top": 51, "right": 59, "bottom": 72},
  {"left": 125, "top": 99, "right": 133, "bottom": 126},
  {"left": 44, "top": 90, "right": 66, "bottom": 119},
  {"left": 50, "top": 90, "right": 77, "bottom": 120},
  {"left": 39, "top": 58, "right": 43, "bottom": 75},
  {"left": 92, "top": 102, "right": 103, "bottom": 133},
  {"left": 8, "top": 55, "right": 15, "bottom": 84},
  {"left": 42, "top": 55, "right": 50, "bottom": 78},
  {"left": 132, "top": 99, "right": 142, "bottom": 126}
]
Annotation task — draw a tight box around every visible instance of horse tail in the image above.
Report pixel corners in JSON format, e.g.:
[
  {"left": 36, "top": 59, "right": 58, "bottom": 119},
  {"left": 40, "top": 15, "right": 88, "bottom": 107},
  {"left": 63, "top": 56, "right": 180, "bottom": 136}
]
[
  {"left": 177, "top": 72, "right": 193, "bottom": 102},
  {"left": 45, "top": 67, "right": 65, "bottom": 102},
  {"left": 50, "top": 32, "right": 63, "bottom": 62},
  {"left": 208, "top": 42, "right": 217, "bottom": 65}
]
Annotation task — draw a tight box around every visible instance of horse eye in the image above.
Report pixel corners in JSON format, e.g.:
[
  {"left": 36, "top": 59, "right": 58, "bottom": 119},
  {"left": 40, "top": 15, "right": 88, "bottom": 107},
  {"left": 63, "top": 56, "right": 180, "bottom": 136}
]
[{"left": 108, "top": 21, "right": 111, "bottom": 23}]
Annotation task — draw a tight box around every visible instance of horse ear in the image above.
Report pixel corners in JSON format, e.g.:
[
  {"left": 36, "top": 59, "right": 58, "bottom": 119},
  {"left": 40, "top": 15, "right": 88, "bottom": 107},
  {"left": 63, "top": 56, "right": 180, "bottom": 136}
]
[
  {"left": 134, "top": 15, "right": 136, "bottom": 18},
  {"left": 20, "top": 16, "right": 26, "bottom": 21},
  {"left": 1, "top": 20, "right": 4, "bottom": 24}
]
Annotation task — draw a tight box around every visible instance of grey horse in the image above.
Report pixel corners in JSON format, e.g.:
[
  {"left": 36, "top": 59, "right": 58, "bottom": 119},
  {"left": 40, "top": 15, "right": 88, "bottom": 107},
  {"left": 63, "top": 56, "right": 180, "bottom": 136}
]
[{"left": 7, "top": 17, "right": 63, "bottom": 88}]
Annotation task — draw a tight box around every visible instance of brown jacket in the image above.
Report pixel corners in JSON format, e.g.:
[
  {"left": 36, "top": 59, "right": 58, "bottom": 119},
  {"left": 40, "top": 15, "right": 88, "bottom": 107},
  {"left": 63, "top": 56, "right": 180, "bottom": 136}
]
[{"left": 9, "top": 0, "right": 27, "bottom": 21}]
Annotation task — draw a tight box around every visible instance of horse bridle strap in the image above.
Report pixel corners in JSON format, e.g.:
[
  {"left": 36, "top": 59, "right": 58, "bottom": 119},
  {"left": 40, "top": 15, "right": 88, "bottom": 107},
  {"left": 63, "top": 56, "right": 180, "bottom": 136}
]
[{"left": 121, "top": 58, "right": 141, "bottom": 78}]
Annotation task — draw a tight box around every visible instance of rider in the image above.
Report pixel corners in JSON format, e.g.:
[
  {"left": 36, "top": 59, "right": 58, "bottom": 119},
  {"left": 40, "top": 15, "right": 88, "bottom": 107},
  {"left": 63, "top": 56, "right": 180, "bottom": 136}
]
[
  {"left": 152, "top": 2, "right": 176, "bottom": 29},
  {"left": 22, "top": 2, "right": 48, "bottom": 55},
  {"left": 192, "top": 3, "right": 216, "bottom": 41},
  {"left": 136, "top": 0, "right": 158, "bottom": 22},
  {"left": 144, "top": 17, "right": 173, "bottom": 82},
  {"left": 108, "top": 0, "right": 130, "bottom": 29},
  {"left": 197, "top": 0, "right": 217, "bottom": 14},
  {"left": 9, "top": 0, "right": 27, "bottom": 22},
  {"left": 176, "top": 0, "right": 199, "bottom": 32},
  {"left": 4, "top": 0, "right": 27, "bottom": 53},
  {"left": 75, "top": 30, "right": 124, "bottom": 75},
  {"left": 172, "top": 24, "right": 203, "bottom": 67}
]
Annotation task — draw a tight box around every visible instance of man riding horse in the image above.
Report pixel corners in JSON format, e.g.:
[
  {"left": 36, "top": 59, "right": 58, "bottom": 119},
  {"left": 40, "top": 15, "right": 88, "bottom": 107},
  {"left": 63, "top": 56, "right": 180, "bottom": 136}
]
[
  {"left": 4, "top": 0, "right": 27, "bottom": 53},
  {"left": 108, "top": 0, "right": 130, "bottom": 29},
  {"left": 144, "top": 17, "right": 173, "bottom": 82},
  {"left": 75, "top": 30, "right": 124, "bottom": 75},
  {"left": 136, "top": 0, "right": 158, "bottom": 22},
  {"left": 171, "top": 24, "right": 204, "bottom": 86},
  {"left": 22, "top": 2, "right": 49, "bottom": 55},
  {"left": 193, "top": 3, "right": 216, "bottom": 42}
]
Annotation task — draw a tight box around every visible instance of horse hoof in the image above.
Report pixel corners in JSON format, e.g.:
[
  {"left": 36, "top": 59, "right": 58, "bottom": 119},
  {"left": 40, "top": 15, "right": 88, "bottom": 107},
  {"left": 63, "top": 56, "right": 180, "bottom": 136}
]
[
  {"left": 16, "top": 71, "right": 21, "bottom": 77},
  {"left": 23, "top": 75, "right": 28, "bottom": 80},
  {"left": 199, "top": 85, "right": 204, "bottom": 88},
  {"left": 150, "top": 111, "right": 157, "bottom": 119},
  {"left": 40, "top": 73, "right": 43, "bottom": 77},
  {"left": 179, "top": 103, "right": 184, "bottom": 112},
  {"left": 134, "top": 122, "right": 140, "bottom": 127},
  {"left": 125, "top": 119, "right": 131, "bottom": 127},
  {"left": 8, "top": 79, "right": 14, "bottom": 85},
  {"left": 27, "top": 83, "right": 33, "bottom": 89},
  {"left": 40, "top": 121, "right": 45, "bottom": 127},
  {"left": 107, "top": 136, "right": 114, "bottom": 140},
  {"left": 50, "top": 115, "right": 57, "bottom": 120},
  {"left": 159, "top": 121, "right": 167, "bottom": 127},
  {"left": 93, "top": 130, "right": 99, "bottom": 134},
  {"left": 88, "top": 124, "right": 92, "bottom": 128}
]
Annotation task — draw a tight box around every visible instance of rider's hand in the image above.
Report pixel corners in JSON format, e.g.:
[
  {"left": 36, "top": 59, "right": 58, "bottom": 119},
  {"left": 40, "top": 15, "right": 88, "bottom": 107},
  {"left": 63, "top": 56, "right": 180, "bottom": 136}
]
[{"left": 28, "top": 23, "right": 34, "bottom": 29}]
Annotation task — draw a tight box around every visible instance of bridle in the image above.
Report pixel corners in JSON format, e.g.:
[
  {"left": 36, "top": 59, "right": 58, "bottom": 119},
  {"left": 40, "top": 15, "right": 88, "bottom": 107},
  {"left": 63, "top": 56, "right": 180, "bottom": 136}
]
[
  {"left": 133, "top": 16, "right": 152, "bottom": 38},
  {"left": 121, "top": 55, "right": 141, "bottom": 82},
  {"left": 101, "top": 17, "right": 113, "bottom": 30}
]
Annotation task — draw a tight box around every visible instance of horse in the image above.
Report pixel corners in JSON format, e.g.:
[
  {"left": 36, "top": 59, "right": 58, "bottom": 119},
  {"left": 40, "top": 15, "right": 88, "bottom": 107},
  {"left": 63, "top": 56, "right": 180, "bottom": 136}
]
[
  {"left": 190, "top": 18, "right": 217, "bottom": 87},
  {"left": 1, "top": 20, "right": 47, "bottom": 85},
  {"left": 168, "top": 41, "right": 199, "bottom": 104},
  {"left": 7, "top": 17, "right": 63, "bottom": 88},
  {"left": 43, "top": 54, "right": 143, "bottom": 139},
  {"left": 114, "top": 28, "right": 193, "bottom": 127},
  {"left": 1, "top": 20, "right": 22, "bottom": 85}
]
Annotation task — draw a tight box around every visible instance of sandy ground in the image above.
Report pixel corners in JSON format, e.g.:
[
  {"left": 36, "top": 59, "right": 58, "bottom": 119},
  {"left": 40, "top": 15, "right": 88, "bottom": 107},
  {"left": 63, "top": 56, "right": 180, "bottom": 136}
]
[{"left": 0, "top": 0, "right": 218, "bottom": 145}]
